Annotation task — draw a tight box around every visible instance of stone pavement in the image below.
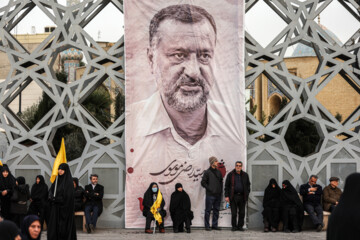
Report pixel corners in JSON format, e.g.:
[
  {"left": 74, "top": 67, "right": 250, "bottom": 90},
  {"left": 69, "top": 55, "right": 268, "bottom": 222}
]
[{"left": 41, "top": 228, "right": 326, "bottom": 239}]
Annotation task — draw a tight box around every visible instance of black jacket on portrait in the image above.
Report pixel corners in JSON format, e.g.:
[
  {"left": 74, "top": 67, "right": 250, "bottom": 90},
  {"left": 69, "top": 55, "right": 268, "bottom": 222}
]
[
  {"left": 224, "top": 169, "right": 251, "bottom": 201},
  {"left": 84, "top": 184, "right": 104, "bottom": 216}
]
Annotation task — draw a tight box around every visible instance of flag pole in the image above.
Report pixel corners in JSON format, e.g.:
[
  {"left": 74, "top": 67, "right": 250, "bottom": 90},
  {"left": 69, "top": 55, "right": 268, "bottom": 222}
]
[
  {"left": 53, "top": 175, "right": 58, "bottom": 198},
  {"left": 153, "top": 219, "right": 156, "bottom": 234}
]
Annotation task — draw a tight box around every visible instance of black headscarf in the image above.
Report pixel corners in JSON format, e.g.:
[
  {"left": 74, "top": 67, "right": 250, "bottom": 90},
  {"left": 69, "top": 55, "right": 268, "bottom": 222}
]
[
  {"left": 281, "top": 180, "right": 302, "bottom": 207},
  {"left": 0, "top": 220, "right": 21, "bottom": 240},
  {"left": 47, "top": 163, "right": 77, "bottom": 240},
  {"left": 16, "top": 176, "right": 25, "bottom": 185},
  {"left": 327, "top": 173, "right": 360, "bottom": 240},
  {"left": 263, "top": 178, "right": 281, "bottom": 208},
  {"left": 0, "top": 164, "right": 16, "bottom": 192},
  {"left": 73, "top": 177, "right": 85, "bottom": 212},
  {"left": 30, "top": 175, "right": 48, "bottom": 202},
  {"left": 15, "top": 176, "right": 30, "bottom": 195},
  {"left": 51, "top": 163, "right": 74, "bottom": 201},
  {"left": 281, "top": 180, "right": 304, "bottom": 230},
  {"left": 170, "top": 183, "right": 191, "bottom": 213},
  {"left": 20, "top": 215, "right": 41, "bottom": 240},
  {"left": 170, "top": 183, "right": 193, "bottom": 223},
  {"left": 142, "top": 182, "right": 165, "bottom": 217}
]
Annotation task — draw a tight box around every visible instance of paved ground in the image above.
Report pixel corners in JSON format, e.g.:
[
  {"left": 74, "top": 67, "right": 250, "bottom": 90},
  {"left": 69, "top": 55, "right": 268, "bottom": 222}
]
[{"left": 41, "top": 228, "right": 326, "bottom": 239}]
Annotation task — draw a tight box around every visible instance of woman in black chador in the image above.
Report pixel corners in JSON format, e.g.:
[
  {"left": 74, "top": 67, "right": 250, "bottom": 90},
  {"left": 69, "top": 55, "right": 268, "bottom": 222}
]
[
  {"left": 170, "top": 183, "right": 193, "bottom": 233},
  {"left": 281, "top": 180, "right": 304, "bottom": 233},
  {"left": 47, "top": 163, "right": 77, "bottom": 240},
  {"left": 142, "top": 182, "right": 166, "bottom": 234},
  {"left": 10, "top": 176, "right": 30, "bottom": 227},
  {"left": 73, "top": 177, "right": 85, "bottom": 211},
  {"left": 0, "top": 164, "right": 16, "bottom": 220},
  {"left": 327, "top": 173, "right": 360, "bottom": 240},
  {"left": 262, "top": 178, "right": 281, "bottom": 232},
  {"left": 28, "top": 175, "right": 48, "bottom": 228}
]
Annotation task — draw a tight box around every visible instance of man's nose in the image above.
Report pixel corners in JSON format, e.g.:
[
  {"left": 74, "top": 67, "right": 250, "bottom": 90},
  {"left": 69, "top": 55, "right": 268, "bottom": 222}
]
[{"left": 183, "top": 54, "right": 201, "bottom": 79}]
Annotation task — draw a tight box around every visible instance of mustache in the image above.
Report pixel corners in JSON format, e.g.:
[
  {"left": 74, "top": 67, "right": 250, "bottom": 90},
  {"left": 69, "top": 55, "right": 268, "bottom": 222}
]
[{"left": 175, "top": 75, "right": 206, "bottom": 89}]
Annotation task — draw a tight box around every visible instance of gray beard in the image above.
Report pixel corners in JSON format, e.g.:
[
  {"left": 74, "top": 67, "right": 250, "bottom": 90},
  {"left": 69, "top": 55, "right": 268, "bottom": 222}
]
[{"left": 166, "top": 89, "right": 209, "bottom": 112}]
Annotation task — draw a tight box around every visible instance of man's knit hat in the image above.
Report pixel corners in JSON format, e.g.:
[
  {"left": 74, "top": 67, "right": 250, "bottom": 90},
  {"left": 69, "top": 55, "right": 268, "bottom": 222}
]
[{"left": 209, "top": 156, "right": 218, "bottom": 166}]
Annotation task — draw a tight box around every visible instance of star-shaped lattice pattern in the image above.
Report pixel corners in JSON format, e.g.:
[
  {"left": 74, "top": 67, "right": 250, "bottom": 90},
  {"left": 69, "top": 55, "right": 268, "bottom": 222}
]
[
  {"left": 246, "top": 0, "right": 360, "bottom": 227},
  {"left": 0, "top": 0, "right": 125, "bottom": 225},
  {"left": 0, "top": 0, "right": 359, "bottom": 228}
]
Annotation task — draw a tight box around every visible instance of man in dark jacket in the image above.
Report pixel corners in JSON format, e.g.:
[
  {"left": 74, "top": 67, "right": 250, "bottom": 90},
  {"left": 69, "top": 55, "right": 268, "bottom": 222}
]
[
  {"left": 201, "top": 156, "right": 223, "bottom": 231},
  {"left": 323, "top": 176, "right": 342, "bottom": 212},
  {"left": 84, "top": 174, "right": 104, "bottom": 233},
  {"left": 299, "top": 175, "right": 323, "bottom": 231},
  {"left": 224, "top": 161, "right": 250, "bottom": 231}
]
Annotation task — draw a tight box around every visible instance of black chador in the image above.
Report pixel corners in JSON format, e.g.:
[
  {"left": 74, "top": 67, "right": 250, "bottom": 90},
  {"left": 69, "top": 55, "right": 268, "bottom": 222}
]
[
  {"left": 262, "top": 178, "right": 281, "bottom": 231},
  {"left": 73, "top": 177, "right": 85, "bottom": 212},
  {"left": 0, "top": 164, "right": 16, "bottom": 220},
  {"left": 28, "top": 175, "right": 48, "bottom": 228},
  {"left": 281, "top": 180, "right": 304, "bottom": 233},
  {"left": 47, "top": 163, "right": 77, "bottom": 240},
  {"left": 170, "top": 183, "right": 193, "bottom": 233},
  {"left": 142, "top": 182, "right": 166, "bottom": 232},
  {"left": 327, "top": 173, "right": 360, "bottom": 240}
]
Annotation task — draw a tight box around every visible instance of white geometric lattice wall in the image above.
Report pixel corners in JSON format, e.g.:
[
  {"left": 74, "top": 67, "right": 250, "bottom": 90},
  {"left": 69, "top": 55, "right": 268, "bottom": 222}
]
[
  {"left": 0, "top": 0, "right": 125, "bottom": 227},
  {"left": 246, "top": 0, "right": 360, "bottom": 227},
  {"left": 0, "top": 0, "right": 359, "bottom": 228}
]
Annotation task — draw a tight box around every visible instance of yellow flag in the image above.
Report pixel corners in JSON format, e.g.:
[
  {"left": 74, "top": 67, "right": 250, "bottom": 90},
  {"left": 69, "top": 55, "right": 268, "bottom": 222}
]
[
  {"left": 150, "top": 189, "right": 163, "bottom": 224},
  {"left": 50, "top": 138, "right": 67, "bottom": 183},
  {"left": 0, "top": 160, "right": 2, "bottom": 166}
]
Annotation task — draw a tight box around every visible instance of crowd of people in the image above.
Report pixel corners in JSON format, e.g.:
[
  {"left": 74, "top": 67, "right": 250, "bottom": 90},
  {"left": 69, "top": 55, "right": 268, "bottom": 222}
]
[
  {"left": 0, "top": 163, "right": 104, "bottom": 239},
  {"left": 142, "top": 157, "right": 251, "bottom": 233},
  {"left": 1, "top": 157, "right": 359, "bottom": 239},
  {"left": 142, "top": 156, "right": 358, "bottom": 239}
]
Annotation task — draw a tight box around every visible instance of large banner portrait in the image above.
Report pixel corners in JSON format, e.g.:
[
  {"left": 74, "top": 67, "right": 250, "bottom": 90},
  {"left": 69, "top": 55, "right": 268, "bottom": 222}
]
[{"left": 125, "top": 0, "right": 246, "bottom": 228}]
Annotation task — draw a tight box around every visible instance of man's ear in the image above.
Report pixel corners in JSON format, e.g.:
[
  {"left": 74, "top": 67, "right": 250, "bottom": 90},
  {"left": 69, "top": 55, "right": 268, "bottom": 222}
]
[{"left": 147, "top": 48, "right": 154, "bottom": 72}]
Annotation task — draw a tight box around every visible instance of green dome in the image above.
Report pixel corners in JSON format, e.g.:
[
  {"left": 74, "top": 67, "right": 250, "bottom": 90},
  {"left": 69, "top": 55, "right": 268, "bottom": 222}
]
[{"left": 292, "top": 24, "right": 342, "bottom": 57}]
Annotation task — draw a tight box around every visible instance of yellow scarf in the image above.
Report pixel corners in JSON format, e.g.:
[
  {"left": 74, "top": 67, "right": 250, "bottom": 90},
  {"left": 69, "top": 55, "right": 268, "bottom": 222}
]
[{"left": 150, "top": 189, "right": 163, "bottom": 224}]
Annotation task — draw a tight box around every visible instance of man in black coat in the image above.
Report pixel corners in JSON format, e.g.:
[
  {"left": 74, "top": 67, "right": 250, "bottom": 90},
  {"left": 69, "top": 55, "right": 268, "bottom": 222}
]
[
  {"left": 224, "top": 161, "right": 250, "bottom": 231},
  {"left": 201, "top": 156, "right": 223, "bottom": 231},
  {"left": 299, "top": 174, "right": 323, "bottom": 232},
  {"left": 84, "top": 174, "right": 104, "bottom": 233}
]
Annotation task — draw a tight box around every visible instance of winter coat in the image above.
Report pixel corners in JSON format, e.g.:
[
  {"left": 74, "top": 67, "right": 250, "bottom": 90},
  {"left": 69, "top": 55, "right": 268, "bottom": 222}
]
[
  {"left": 224, "top": 169, "right": 251, "bottom": 201},
  {"left": 201, "top": 167, "right": 223, "bottom": 197},
  {"left": 323, "top": 185, "right": 342, "bottom": 211}
]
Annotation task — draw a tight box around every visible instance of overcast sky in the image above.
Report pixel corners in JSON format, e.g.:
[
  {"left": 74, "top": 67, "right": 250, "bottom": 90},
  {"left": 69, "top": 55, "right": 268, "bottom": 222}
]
[
  {"left": 0, "top": 1, "right": 124, "bottom": 42},
  {"left": 0, "top": 1, "right": 359, "bottom": 55}
]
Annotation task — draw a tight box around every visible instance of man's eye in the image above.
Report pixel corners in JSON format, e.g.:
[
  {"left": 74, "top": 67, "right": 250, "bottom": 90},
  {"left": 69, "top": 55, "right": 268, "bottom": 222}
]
[
  {"left": 198, "top": 53, "right": 212, "bottom": 62},
  {"left": 172, "top": 53, "right": 186, "bottom": 59}
]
